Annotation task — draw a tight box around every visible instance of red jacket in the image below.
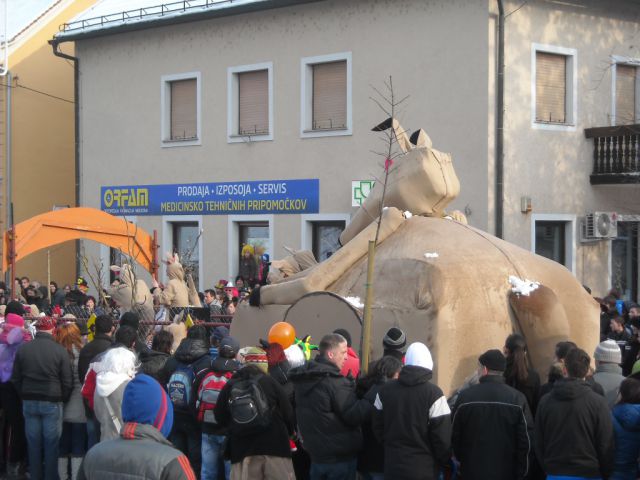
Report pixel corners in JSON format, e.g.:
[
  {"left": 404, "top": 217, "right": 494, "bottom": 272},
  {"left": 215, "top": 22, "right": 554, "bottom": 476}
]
[{"left": 340, "top": 347, "right": 360, "bottom": 378}]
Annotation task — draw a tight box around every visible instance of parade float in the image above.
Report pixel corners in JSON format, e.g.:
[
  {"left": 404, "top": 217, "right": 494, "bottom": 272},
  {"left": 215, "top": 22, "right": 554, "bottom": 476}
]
[{"left": 231, "top": 118, "right": 600, "bottom": 396}]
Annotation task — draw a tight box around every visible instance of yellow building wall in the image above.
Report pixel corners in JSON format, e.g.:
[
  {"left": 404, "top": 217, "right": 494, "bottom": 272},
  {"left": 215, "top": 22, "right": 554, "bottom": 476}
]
[{"left": 6, "top": 0, "right": 96, "bottom": 288}]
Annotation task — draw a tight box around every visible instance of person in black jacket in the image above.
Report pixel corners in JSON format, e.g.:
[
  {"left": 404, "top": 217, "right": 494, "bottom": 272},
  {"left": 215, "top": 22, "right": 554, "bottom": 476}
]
[
  {"left": 12, "top": 317, "right": 73, "bottom": 480},
  {"left": 356, "top": 356, "right": 402, "bottom": 480},
  {"left": 141, "top": 330, "right": 173, "bottom": 385},
  {"left": 161, "top": 325, "right": 211, "bottom": 477},
  {"left": 290, "top": 333, "right": 370, "bottom": 480},
  {"left": 452, "top": 349, "right": 533, "bottom": 480},
  {"left": 535, "top": 347, "right": 614, "bottom": 479},
  {"left": 214, "top": 348, "right": 295, "bottom": 479},
  {"left": 77, "top": 314, "right": 114, "bottom": 382},
  {"left": 504, "top": 333, "right": 541, "bottom": 416},
  {"left": 372, "top": 342, "right": 451, "bottom": 480}
]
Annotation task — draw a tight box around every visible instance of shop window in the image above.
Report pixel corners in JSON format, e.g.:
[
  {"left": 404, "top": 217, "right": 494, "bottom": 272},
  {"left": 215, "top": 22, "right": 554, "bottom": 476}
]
[
  {"left": 238, "top": 222, "right": 270, "bottom": 286},
  {"left": 172, "top": 222, "right": 200, "bottom": 289},
  {"left": 312, "top": 221, "right": 345, "bottom": 261}
]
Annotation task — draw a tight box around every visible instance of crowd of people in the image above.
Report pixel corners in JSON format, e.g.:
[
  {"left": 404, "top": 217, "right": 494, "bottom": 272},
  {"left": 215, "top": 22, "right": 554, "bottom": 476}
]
[
  {"left": 0, "top": 279, "right": 638, "bottom": 479},
  {"left": 0, "top": 274, "right": 252, "bottom": 322}
]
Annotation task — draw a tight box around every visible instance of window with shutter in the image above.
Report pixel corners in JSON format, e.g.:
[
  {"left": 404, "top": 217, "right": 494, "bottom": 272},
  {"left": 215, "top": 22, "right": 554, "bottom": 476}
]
[
  {"left": 536, "top": 52, "right": 566, "bottom": 123},
  {"left": 170, "top": 79, "right": 197, "bottom": 140},
  {"left": 616, "top": 64, "right": 637, "bottom": 125},
  {"left": 312, "top": 61, "right": 347, "bottom": 130},
  {"left": 238, "top": 70, "right": 269, "bottom": 135}
]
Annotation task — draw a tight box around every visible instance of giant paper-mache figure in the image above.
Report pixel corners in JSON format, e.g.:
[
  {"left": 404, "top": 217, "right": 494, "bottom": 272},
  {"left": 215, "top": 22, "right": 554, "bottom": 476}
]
[
  {"left": 153, "top": 253, "right": 190, "bottom": 308},
  {"left": 109, "top": 263, "right": 155, "bottom": 339},
  {"left": 232, "top": 117, "right": 599, "bottom": 396}
]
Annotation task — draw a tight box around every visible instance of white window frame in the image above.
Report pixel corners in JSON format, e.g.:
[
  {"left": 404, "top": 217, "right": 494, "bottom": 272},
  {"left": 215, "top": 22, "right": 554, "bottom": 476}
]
[
  {"left": 162, "top": 215, "right": 203, "bottom": 290},
  {"left": 161, "top": 71, "right": 202, "bottom": 148},
  {"left": 300, "top": 213, "right": 350, "bottom": 254},
  {"left": 300, "top": 52, "right": 352, "bottom": 138},
  {"left": 531, "top": 43, "right": 577, "bottom": 132},
  {"left": 227, "top": 62, "right": 274, "bottom": 143},
  {"left": 611, "top": 55, "right": 640, "bottom": 126},
  {"left": 530, "top": 213, "right": 576, "bottom": 275},
  {"left": 227, "top": 215, "right": 274, "bottom": 279}
]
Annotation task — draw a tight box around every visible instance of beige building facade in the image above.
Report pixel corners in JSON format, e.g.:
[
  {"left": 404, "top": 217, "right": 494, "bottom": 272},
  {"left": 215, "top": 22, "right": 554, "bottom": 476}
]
[
  {"left": 1, "top": 0, "right": 97, "bottom": 288},
  {"left": 56, "top": 0, "right": 640, "bottom": 300}
]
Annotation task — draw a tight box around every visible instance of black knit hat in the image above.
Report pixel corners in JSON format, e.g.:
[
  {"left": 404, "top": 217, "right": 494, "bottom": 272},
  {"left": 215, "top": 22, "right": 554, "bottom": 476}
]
[
  {"left": 479, "top": 349, "right": 506, "bottom": 372},
  {"left": 383, "top": 327, "right": 406, "bottom": 350},
  {"left": 5, "top": 300, "right": 25, "bottom": 316},
  {"left": 333, "top": 328, "right": 352, "bottom": 347},
  {"left": 120, "top": 311, "right": 140, "bottom": 331}
]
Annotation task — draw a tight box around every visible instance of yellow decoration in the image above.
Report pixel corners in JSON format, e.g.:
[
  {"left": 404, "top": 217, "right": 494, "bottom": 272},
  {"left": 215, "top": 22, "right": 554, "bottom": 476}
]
[{"left": 86, "top": 313, "right": 96, "bottom": 342}]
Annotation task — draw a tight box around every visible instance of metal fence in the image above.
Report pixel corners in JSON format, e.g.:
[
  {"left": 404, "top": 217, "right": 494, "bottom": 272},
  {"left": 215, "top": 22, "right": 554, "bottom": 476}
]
[{"left": 23, "top": 305, "right": 233, "bottom": 328}]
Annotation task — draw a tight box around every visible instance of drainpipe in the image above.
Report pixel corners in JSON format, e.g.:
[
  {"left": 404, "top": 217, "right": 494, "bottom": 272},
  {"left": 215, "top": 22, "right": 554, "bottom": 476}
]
[
  {"left": 496, "top": 0, "right": 505, "bottom": 239},
  {"left": 50, "top": 39, "right": 81, "bottom": 277},
  {"left": 5, "top": 72, "right": 12, "bottom": 289}
]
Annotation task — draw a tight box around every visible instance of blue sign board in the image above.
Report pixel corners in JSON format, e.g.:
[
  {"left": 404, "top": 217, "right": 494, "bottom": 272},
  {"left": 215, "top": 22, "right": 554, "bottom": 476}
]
[{"left": 101, "top": 179, "right": 319, "bottom": 216}]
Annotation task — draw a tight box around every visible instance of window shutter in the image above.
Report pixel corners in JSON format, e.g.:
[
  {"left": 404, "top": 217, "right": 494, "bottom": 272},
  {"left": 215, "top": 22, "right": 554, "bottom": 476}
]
[
  {"left": 170, "top": 79, "right": 197, "bottom": 140},
  {"left": 312, "top": 61, "right": 347, "bottom": 130},
  {"left": 616, "top": 65, "right": 636, "bottom": 124},
  {"left": 536, "top": 52, "right": 566, "bottom": 123},
  {"left": 239, "top": 70, "right": 269, "bottom": 135}
]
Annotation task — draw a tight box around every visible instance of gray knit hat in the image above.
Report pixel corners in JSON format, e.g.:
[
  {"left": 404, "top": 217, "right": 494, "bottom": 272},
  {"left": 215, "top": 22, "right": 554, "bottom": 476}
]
[
  {"left": 594, "top": 339, "right": 621, "bottom": 364},
  {"left": 383, "top": 327, "right": 406, "bottom": 351}
]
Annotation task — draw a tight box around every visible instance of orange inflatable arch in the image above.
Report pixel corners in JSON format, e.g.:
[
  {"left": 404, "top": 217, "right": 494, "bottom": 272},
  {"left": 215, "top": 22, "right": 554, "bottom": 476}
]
[{"left": 3, "top": 207, "right": 158, "bottom": 275}]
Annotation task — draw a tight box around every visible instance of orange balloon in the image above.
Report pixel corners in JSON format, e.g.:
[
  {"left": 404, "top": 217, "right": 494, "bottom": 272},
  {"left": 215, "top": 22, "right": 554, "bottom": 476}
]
[{"left": 268, "top": 322, "right": 296, "bottom": 349}]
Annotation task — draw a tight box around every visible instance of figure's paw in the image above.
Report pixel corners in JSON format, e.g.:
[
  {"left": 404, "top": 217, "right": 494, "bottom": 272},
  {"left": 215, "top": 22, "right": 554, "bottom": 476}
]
[{"left": 447, "top": 210, "right": 468, "bottom": 225}]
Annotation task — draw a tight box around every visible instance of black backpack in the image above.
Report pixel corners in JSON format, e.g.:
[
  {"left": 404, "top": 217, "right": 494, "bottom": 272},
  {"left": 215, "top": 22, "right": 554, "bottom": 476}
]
[{"left": 228, "top": 376, "right": 272, "bottom": 435}]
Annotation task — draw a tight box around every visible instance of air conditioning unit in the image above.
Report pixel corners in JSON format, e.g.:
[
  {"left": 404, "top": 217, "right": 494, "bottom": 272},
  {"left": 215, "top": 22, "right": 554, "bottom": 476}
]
[{"left": 584, "top": 212, "right": 618, "bottom": 239}]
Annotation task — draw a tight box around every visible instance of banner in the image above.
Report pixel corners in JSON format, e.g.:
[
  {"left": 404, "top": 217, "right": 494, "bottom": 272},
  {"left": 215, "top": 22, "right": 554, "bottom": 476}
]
[{"left": 101, "top": 179, "right": 319, "bottom": 216}]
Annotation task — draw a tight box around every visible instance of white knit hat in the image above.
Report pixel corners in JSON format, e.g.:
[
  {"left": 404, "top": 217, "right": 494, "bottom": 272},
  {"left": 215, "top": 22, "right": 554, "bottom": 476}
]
[
  {"left": 405, "top": 342, "right": 434, "bottom": 370},
  {"left": 594, "top": 339, "right": 621, "bottom": 364}
]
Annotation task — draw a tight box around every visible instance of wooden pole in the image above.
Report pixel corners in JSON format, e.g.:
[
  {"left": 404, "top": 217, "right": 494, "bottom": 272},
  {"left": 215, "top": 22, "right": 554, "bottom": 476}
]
[
  {"left": 361, "top": 240, "right": 376, "bottom": 374},
  {"left": 47, "top": 249, "right": 51, "bottom": 303}
]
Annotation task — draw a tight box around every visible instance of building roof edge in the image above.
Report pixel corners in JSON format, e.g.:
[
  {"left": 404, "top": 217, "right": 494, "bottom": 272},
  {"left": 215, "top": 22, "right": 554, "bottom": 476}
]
[{"left": 53, "top": 0, "right": 325, "bottom": 43}]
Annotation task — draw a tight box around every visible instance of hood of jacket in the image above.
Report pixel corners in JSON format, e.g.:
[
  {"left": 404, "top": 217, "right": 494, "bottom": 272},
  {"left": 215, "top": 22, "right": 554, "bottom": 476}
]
[
  {"left": 174, "top": 338, "right": 209, "bottom": 364},
  {"left": 290, "top": 355, "right": 341, "bottom": 380},
  {"left": 0, "top": 324, "right": 30, "bottom": 345},
  {"left": 211, "top": 356, "right": 240, "bottom": 373},
  {"left": 95, "top": 347, "right": 137, "bottom": 397},
  {"left": 551, "top": 377, "right": 593, "bottom": 401},
  {"left": 166, "top": 262, "right": 184, "bottom": 281},
  {"left": 398, "top": 365, "right": 432, "bottom": 387},
  {"left": 613, "top": 403, "right": 640, "bottom": 432},
  {"left": 119, "top": 422, "right": 173, "bottom": 446},
  {"left": 289, "top": 356, "right": 345, "bottom": 395}
]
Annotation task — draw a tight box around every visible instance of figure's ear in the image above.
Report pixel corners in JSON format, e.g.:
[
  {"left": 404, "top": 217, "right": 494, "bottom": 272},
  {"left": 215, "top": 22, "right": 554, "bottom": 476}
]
[
  {"left": 409, "top": 129, "right": 433, "bottom": 149},
  {"left": 371, "top": 117, "right": 412, "bottom": 153}
]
